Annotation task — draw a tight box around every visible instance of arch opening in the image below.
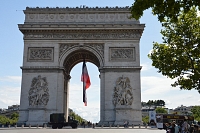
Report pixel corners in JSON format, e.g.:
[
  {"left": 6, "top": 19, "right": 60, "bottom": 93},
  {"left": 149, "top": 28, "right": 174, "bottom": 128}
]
[
  {"left": 63, "top": 49, "right": 101, "bottom": 123},
  {"left": 69, "top": 62, "right": 100, "bottom": 123}
]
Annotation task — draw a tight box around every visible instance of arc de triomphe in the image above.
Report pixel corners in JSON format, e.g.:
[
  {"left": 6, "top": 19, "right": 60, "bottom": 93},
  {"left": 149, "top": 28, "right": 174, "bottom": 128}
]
[{"left": 18, "top": 6, "right": 145, "bottom": 126}]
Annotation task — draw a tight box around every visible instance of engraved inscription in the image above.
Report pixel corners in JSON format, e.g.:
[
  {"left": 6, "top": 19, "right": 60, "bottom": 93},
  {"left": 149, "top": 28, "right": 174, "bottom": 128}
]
[
  {"left": 28, "top": 47, "right": 54, "bottom": 61},
  {"left": 110, "top": 47, "right": 135, "bottom": 61}
]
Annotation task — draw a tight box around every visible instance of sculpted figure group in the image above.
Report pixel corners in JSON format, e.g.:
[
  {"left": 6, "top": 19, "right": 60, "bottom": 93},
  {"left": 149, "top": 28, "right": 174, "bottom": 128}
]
[
  {"left": 28, "top": 75, "right": 49, "bottom": 106},
  {"left": 113, "top": 75, "right": 133, "bottom": 106}
]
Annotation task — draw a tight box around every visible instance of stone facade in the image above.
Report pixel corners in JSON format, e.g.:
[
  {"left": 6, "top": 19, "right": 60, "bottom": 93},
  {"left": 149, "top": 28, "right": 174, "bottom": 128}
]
[{"left": 18, "top": 6, "right": 145, "bottom": 126}]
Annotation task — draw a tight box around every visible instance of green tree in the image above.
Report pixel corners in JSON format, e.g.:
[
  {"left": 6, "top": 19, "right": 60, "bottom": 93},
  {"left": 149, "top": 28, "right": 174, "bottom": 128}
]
[
  {"left": 130, "top": 0, "right": 200, "bottom": 22},
  {"left": 10, "top": 112, "right": 19, "bottom": 119},
  {"left": 191, "top": 106, "right": 200, "bottom": 121},
  {"left": 142, "top": 115, "right": 149, "bottom": 124},
  {"left": 155, "top": 107, "right": 168, "bottom": 114},
  {"left": 154, "top": 100, "right": 165, "bottom": 107},
  {"left": 0, "top": 112, "right": 19, "bottom": 125},
  {"left": 69, "top": 109, "right": 85, "bottom": 124},
  {"left": 148, "top": 7, "right": 200, "bottom": 92},
  {"left": 146, "top": 100, "right": 154, "bottom": 109},
  {"left": 145, "top": 100, "right": 165, "bottom": 108}
]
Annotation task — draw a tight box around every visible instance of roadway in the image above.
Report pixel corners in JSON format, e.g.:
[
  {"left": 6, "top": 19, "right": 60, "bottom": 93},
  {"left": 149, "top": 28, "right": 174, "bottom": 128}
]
[{"left": 0, "top": 127, "right": 166, "bottom": 133}]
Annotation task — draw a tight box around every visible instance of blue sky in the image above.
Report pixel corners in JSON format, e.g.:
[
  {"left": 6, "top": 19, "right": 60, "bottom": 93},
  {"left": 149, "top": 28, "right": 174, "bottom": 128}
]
[{"left": 0, "top": 0, "right": 200, "bottom": 123}]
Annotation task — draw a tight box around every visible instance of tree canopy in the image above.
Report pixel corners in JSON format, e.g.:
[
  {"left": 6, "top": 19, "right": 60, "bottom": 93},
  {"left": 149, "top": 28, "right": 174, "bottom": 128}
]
[
  {"left": 142, "top": 100, "right": 165, "bottom": 108},
  {"left": 0, "top": 112, "right": 19, "bottom": 125},
  {"left": 148, "top": 7, "right": 200, "bottom": 92},
  {"left": 69, "top": 108, "right": 86, "bottom": 123},
  {"left": 142, "top": 115, "right": 149, "bottom": 124},
  {"left": 155, "top": 107, "right": 168, "bottom": 114},
  {"left": 130, "top": 0, "right": 200, "bottom": 22},
  {"left": 191, "top": 106, "right": 200, "bottom": 121}
]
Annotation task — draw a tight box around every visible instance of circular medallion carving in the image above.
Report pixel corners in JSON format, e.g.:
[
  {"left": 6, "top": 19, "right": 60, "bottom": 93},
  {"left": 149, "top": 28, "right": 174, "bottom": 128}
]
[
  {"left": 70, "top": 15, "right": 74, "bottom": 19},
  {"left": 50, "top": 14, "right": 54, "bottom": 19},
  {"left": 30, "top": 14, "right": 35, "bottom": 19},
  {"left": 60, "top": 15, "right": 64, "bottom": 19},
  {"left": 39, "top": 14, "right": 45, "bottom": 19},
  {"left": 110, "top": 15, "right": 114, "bottom": 19}
]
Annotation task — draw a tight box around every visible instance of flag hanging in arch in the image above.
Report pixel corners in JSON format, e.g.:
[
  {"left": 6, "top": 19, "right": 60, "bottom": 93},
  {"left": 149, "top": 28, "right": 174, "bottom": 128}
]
[{"left": 81, "top": 60, "right": 91, "bottom": 106}]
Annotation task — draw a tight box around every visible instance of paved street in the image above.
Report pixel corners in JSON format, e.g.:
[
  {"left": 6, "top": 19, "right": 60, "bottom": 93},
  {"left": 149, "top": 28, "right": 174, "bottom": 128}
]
[{"left": 0, "top": 127, "right": 166, "bottom": 133}]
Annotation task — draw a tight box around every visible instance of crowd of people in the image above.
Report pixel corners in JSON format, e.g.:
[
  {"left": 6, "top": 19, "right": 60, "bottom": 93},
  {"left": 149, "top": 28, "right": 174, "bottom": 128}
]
[{"left": 165, "top": 118, "right": 200, "bottom": 133}]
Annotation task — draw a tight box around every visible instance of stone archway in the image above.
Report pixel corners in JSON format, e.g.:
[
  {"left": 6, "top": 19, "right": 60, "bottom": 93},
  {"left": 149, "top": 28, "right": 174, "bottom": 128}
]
[
  {"left": 18, "top": 6, "right": 145, "bottom": 126},
  {"left": 60, "top": 46, "right": 102, "bottom": 121}
]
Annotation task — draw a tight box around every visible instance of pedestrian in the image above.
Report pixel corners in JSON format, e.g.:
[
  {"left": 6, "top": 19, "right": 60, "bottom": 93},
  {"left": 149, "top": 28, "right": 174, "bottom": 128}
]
[
  {"left": 181, "top": 117, "right": 189, "bottom": 133},
  {"left": 171, "top": 123, "right": 175, "bottom": 133},
  {"left": 124, "top": 121, "right": 128, "bottom": 128},
  {"left": 172, "top": 121, "right": 179, "bottom": 133},
  {"left": 83, "top": 121, "right": 85, "bottom": 128},
  {"left": 194, "top": 124, "right": 200, "bottom": 133},
  {"left": 165, "top": 122, "right": 172, "bottom": 133}
]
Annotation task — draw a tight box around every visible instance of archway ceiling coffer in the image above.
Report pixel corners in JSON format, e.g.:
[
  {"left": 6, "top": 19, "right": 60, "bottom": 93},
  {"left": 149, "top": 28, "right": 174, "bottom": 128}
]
[{"left": 63, "top": 50, "right": 100, "bottom": 74}]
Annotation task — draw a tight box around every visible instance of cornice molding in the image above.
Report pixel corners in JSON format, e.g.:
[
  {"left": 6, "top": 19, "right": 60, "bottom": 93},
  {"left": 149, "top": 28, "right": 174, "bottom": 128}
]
[
  {"left": 103, "top": 66, "right": 142, "bottom": 69},
  {"left": 20, "top": 66, "right": 63, "bottom": 70},
  {"left": 20, "top": 66, "right": 65, "bottom": 73},
  {"left": 24, "top": 6, "right": 131, "bottom": 13},
  {"left": 19, "top": 24, "right": 145, "bottom": 30},
  {"left": 22, "top": 29, "right": 143, "bottom": 40}
]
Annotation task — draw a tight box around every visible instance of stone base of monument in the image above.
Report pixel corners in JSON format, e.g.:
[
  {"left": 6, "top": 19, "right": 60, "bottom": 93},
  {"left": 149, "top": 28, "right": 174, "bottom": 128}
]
[{"left": 114, "top": 105, "right": 142, "bottom": 126}]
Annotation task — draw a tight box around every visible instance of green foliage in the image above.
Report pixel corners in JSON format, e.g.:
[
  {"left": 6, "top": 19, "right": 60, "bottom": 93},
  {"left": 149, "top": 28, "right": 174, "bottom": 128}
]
[
  {"left": 130, "top": 0, "right": 200, "bottom": 22},
  {"left": 10, "top": 112, "right": 19, "bottom": 119},
  {"left": 148, "top": 7, "right": 200, "bottom": 92},
  {"left": 0, "top": 112, "right": 19, "bottom": 125},
  {"left": 191, "top": 106, "right": 200, "bottom": 121},
  {"left": 143, "top": 100, "right": 165, "bottom": 108},
  {"left": 0, "top": 115, "right": 10, "bottom": 125},
  {"left": 155, "top": 107, "right": 168, "bottom": 114},
  {"left": 142, "top": 115, "right": 149, "bottom": 124},
  {"left": 69, "top": 109, "right": 86, "bottom": 124}
]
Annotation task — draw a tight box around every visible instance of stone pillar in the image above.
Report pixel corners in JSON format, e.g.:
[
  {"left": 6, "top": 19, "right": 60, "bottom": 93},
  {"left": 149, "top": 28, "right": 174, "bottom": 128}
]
[
  {"left": 99, "top": 68, "right": 105, "bottom": 124},
  {"left": 64, "top": 74, "right": 71, "bottom": 121}
]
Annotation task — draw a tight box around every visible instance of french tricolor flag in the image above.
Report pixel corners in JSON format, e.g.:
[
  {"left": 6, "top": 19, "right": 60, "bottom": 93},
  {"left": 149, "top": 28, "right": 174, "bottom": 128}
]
[{"left": 81, "top": 60, "right": 91, "bottom": 106}]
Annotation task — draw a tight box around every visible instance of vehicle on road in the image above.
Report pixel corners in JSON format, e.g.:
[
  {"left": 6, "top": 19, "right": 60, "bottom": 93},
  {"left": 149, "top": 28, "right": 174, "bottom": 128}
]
[
  {"left": 48, "top": 113, "right": 78, "bottom": 129},
  {"left": 156, "top": 114, "right": 194, "bottom": 129}
]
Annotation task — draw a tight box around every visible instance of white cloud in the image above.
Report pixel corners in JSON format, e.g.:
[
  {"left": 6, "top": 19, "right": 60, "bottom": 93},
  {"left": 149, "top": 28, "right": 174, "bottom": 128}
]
[
  {"left": 0, "top": 76, "right": 21, "bottom": 83},
  {"left": 0, "top": 76, "right": 21, "bottom": 108},
  {"left": 0, "top": 86, "right": 20, "bottom": 108},
  {"left": 141, "top": 75, "right": 200, "bottom": 109},
  {"left": 69, "top": 83, "right": 100, "bottom": 123},
  {"left": 141, "top": 63, "right": 152, "bottom": 71},
  {"left": 141, "top": 76, "right": 178, "bottom": 93}
]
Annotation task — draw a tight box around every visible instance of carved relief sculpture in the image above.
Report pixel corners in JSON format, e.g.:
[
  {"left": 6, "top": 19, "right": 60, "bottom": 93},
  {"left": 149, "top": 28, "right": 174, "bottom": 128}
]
[
  {"left": 113, "top": 75, "right": 133, "bottom": 106},
  {"left": 59, "top": 43, "right": 104, "bottom": 58},
  {"left": 28, "top": 47, "right": 54, "bottom": 61},
  {"left": 24, "top": 32, "right": 141, "bottom": 40},
  {"left": 110, "top": 47, "right": 135, "bottom": 61},
  {"left": 28, "top": 75, "right": 49, "bottom": 106}
]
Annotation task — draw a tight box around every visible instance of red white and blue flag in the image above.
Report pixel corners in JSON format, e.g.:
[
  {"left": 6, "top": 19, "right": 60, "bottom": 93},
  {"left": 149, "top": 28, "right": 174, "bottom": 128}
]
[{"left": 81, "top": 60, "right": 91, "bottom": 106}]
